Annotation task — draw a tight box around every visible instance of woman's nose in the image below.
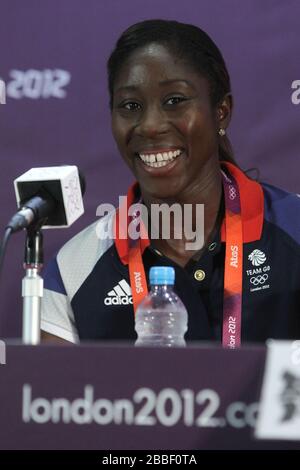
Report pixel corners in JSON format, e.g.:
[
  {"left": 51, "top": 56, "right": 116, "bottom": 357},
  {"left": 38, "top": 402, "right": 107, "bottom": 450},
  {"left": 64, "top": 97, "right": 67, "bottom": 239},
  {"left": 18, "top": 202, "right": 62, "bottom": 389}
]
[{"left": 135, "top": 105, "right": 169, "bottom": 137}]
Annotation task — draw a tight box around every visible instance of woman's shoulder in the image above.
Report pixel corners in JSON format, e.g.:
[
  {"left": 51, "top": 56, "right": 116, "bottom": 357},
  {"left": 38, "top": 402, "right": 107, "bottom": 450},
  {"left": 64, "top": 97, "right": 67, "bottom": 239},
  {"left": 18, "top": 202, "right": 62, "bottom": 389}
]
[
  {"left": 261, "top": 181, "right": 300, "bottom": 246},
  {"left": 58, "top": 209, "right": 116, "bottom": 259},
  {"left": 52, "top": 210, "right": 116, "bottom": 297}
]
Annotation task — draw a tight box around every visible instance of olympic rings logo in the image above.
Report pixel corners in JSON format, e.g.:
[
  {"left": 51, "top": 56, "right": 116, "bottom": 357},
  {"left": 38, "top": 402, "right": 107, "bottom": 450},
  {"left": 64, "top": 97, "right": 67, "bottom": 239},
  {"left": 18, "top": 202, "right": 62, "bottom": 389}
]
[
  {"left": 229, "top": 185, "right": 237, "bottom": 200},
  {"left": 250, "top": 274, "right": 268, "bottom": 286}
]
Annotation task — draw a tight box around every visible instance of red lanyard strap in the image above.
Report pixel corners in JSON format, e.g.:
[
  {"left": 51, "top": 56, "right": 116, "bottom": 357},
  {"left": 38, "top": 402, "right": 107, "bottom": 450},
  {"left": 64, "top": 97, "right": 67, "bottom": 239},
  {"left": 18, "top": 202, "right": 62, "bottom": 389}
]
[
  {"left": 221, "top": 171, "right": 243, "bottom": 348},
  {"left": 128, "top": 241, "right": 149, "bottom": 314}
]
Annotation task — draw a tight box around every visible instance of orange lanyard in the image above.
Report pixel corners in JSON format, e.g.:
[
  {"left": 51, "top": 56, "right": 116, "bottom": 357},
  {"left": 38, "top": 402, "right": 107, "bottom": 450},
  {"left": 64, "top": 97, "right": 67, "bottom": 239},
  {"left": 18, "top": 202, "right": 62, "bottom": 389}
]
[{"left": 221, "top": 170, "right": 243, "bottom": 348}]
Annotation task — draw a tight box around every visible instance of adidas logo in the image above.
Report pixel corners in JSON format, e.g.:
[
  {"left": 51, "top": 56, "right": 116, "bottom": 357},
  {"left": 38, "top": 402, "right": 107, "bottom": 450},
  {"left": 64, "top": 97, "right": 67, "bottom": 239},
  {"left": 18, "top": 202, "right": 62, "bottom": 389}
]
[{"left": 104, "top": 279, "right": 133, "bottom": 306}]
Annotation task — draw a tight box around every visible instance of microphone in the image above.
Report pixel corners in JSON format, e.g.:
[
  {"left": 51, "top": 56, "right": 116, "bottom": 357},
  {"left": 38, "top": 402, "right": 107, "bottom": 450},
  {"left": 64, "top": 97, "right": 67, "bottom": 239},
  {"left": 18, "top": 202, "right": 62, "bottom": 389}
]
[{"left": 7, "top": 166, "right": 85, "bottom": 233}]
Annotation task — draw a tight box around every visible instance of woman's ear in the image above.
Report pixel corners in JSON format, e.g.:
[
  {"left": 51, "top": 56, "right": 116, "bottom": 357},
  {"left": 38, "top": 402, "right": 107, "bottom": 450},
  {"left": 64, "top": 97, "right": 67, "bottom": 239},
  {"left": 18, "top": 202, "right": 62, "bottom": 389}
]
[{"left": 216, "top": 93, "right": 233, "bottom": 130}]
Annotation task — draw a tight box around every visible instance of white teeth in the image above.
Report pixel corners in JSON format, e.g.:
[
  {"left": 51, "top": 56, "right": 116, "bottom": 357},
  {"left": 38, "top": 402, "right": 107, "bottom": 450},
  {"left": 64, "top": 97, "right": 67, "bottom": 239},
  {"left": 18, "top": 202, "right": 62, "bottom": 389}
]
[
  {"left": 138, "top": 149, "right": 182, "bottom": 167},
  {"left": 147, "top": 160, "right": 168, "bottom": 168}
]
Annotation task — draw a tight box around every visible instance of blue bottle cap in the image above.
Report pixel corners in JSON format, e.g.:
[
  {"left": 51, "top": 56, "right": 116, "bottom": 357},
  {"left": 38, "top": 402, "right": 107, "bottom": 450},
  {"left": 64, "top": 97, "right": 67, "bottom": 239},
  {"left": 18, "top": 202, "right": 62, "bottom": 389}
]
[{"left": 149, "top": 266, "right": 175, "bottom": 285}]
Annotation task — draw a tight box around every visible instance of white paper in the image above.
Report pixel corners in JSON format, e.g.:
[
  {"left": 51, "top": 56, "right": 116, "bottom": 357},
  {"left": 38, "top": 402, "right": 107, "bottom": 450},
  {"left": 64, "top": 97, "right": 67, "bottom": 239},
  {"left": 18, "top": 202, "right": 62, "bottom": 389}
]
[{"left": 255, "top": 340, "right": 300, "bottom": 441}]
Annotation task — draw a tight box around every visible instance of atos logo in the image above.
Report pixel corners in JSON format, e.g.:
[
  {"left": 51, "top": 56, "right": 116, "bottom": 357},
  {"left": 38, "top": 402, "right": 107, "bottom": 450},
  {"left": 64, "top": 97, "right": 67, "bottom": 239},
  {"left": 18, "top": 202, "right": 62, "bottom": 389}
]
[{"left": 1, "top": 69, "right": 71, "bottom": 100}]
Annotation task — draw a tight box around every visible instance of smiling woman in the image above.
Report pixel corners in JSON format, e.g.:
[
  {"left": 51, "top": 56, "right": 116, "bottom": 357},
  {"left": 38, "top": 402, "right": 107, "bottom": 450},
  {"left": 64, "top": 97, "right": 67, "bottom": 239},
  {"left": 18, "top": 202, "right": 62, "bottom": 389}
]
[
  {"left": 108, "top": 22, "right": 233, "bottom": 266},
  {"left": 41, "top": 19, "right": 300, "bottom": 346}
]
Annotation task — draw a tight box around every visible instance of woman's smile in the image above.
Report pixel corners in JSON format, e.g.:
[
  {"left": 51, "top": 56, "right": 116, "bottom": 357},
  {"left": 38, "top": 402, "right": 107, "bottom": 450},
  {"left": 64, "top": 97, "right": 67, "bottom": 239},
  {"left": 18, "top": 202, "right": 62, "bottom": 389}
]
[{"left": 136, "top": 147, "right": 185, "bottom": 173}]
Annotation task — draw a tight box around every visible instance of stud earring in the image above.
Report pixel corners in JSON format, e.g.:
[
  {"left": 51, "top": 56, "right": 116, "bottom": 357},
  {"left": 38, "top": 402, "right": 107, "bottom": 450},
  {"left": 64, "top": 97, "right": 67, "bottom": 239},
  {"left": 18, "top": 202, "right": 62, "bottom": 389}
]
[{"left": 218, "top": 128, "right": 226, "bottom": 136}]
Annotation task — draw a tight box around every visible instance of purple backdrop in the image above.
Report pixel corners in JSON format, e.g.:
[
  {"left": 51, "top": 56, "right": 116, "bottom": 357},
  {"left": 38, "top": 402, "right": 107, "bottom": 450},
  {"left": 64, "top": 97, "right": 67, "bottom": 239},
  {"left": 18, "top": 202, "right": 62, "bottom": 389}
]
[{"left": 0, "top": 0, "right": 300, "bottom": 338}]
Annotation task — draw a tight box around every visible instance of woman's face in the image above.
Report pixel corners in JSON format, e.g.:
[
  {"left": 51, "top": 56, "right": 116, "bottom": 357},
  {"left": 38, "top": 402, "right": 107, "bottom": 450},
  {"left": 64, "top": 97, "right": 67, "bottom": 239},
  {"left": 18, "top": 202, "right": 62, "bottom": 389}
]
[{"left": 111, "top": 43, "right": 226, "bottom": 199}]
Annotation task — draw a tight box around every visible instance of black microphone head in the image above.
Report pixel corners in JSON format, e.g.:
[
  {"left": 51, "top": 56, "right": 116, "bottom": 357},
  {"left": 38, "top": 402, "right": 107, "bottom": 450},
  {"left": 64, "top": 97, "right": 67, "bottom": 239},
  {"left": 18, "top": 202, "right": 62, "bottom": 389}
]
[{"left": 78, "top": 170, "right": 86, "bottom": 196}]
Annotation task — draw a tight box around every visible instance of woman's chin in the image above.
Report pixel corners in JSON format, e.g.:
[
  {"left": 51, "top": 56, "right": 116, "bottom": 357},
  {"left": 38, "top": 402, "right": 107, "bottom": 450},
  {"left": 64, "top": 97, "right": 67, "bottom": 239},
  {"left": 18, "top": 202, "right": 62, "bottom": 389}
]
[
  {"left": 139, "top": 181, "right": 183, "bottom": 201},
  {"left": 134, "top": 155, "right": 185, "bottom": 199}
]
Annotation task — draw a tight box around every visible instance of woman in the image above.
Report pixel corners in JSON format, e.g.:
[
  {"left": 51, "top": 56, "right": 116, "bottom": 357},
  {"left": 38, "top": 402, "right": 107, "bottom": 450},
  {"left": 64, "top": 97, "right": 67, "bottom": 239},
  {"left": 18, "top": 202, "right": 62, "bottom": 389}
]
[{"left": 41, "top": 19, "right": 300, "bottom": 345}]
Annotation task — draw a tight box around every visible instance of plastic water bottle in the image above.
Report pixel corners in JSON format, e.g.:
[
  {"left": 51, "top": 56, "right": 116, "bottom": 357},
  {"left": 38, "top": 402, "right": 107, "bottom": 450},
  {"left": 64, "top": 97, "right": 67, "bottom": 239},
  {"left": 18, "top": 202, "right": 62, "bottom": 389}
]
[{"left": 135, "top": 266, "right": 188, "bottom": 347}]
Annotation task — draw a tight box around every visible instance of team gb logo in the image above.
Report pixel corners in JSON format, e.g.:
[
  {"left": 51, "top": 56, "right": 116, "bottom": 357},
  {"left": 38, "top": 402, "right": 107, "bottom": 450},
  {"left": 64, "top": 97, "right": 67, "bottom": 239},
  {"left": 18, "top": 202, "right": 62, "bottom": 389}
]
[{"left": 248, "top": 249, "right": 267, "bottom": 266}]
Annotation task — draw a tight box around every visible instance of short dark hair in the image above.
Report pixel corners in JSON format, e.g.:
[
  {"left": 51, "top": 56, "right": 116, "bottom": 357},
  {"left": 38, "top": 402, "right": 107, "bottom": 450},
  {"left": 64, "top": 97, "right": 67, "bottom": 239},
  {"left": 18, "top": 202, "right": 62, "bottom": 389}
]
[{"left": 107, "top": 19, "right": 235, "bottom": 165}]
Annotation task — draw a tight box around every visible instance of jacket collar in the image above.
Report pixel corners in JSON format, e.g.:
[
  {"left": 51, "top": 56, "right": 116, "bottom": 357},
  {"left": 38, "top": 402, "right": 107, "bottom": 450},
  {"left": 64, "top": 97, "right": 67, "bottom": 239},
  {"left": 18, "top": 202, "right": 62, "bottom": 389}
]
[{"left": 115, "top": 162, "right": 264, "bottom": 265}]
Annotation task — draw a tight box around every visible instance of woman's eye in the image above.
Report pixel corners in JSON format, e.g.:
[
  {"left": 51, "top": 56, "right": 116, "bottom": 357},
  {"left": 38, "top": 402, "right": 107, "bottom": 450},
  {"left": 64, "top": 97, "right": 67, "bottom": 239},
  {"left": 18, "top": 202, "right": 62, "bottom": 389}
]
[
  {"left": 165, "top": 96, "right": 187, "bottom": 105},
  {"left": 120, "top": 102, "right": 141, "bottom": 111}
]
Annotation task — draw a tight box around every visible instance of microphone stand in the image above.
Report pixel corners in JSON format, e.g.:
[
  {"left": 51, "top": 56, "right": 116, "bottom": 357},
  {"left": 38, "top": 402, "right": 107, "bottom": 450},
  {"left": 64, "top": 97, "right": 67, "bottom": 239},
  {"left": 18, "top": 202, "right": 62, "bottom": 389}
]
[{"left": 22, "top": 222, "right": 44, "bottom": 345}]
